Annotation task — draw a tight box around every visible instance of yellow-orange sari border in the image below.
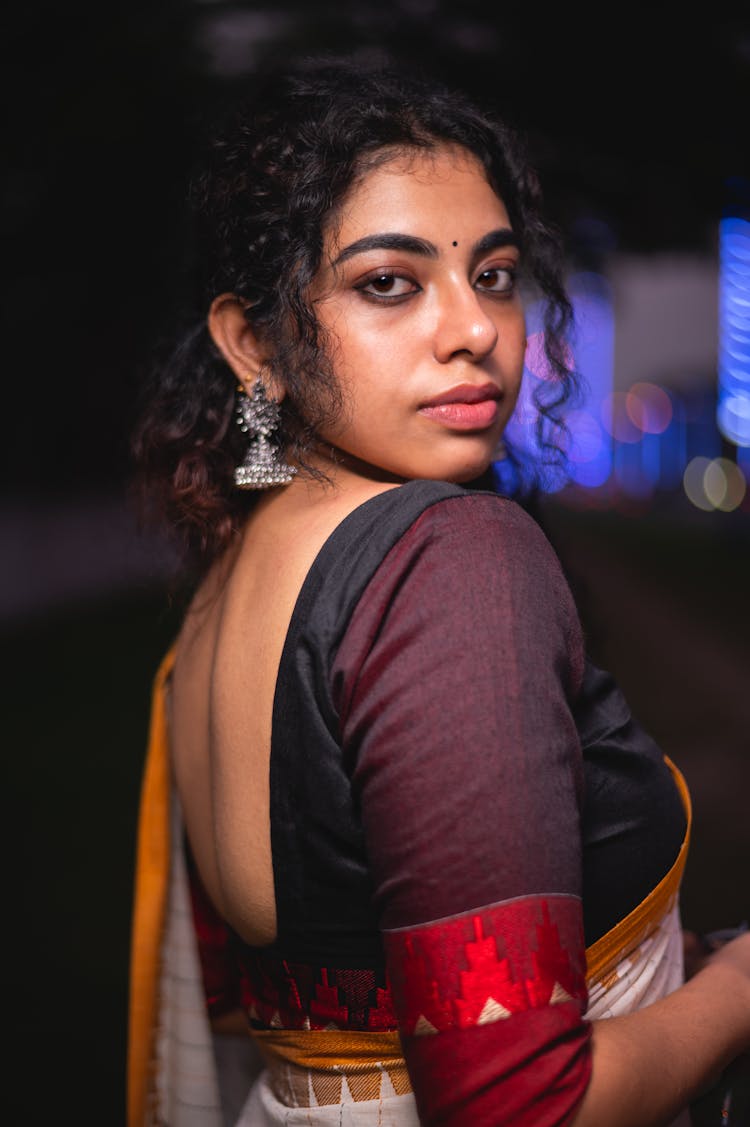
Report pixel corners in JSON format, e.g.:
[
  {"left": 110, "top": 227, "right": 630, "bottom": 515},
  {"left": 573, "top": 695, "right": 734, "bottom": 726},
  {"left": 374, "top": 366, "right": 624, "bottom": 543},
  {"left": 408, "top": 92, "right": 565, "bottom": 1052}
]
[
  {"left": 127, "top": 648, "right": 176, "bottom": 1127},
  {"left": 584, "top": 756, "right": 691, "bottom": 985}
]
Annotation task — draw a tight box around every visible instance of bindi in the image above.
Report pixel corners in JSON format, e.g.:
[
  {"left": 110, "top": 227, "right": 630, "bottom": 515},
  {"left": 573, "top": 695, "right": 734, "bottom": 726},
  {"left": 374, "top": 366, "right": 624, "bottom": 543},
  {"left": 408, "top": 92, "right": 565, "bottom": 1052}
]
[{"left": 452, "top": 240, "right": 458, "bottom": 246}]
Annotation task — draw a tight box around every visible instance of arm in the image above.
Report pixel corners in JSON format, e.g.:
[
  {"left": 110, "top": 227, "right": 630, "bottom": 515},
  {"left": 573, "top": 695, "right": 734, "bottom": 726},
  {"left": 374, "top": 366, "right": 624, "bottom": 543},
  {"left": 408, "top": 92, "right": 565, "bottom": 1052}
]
[
  {"left": 574, "top": 939, "right": 750, "bottom": 1127},
  {"left": 333, "top": 494, "right": 750, "bottom": 1125},
  {"left": 334, "top": 494, "right": 590, "bottom": 1124}
]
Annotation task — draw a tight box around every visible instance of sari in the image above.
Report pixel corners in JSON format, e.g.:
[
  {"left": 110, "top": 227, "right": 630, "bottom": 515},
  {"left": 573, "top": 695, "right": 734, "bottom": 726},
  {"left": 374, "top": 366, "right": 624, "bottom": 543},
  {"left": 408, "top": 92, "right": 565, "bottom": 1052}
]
[{"left": 128, "top": 649, "right": 691, "bottom": 1126}]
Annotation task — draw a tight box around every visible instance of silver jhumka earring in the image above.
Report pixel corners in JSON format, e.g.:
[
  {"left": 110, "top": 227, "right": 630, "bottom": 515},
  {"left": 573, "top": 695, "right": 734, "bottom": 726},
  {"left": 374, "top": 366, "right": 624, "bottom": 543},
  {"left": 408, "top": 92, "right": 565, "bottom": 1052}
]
[{"left": 234, "top": 377, "right": 297, "bottom": 489}]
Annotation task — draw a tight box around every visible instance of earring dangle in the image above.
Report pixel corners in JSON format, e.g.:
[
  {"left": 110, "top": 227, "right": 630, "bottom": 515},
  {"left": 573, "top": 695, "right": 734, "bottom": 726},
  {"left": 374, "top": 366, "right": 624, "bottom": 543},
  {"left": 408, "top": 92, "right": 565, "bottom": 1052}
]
[{"left": 233, "top": 378, "right": 297, "bottom": 489}]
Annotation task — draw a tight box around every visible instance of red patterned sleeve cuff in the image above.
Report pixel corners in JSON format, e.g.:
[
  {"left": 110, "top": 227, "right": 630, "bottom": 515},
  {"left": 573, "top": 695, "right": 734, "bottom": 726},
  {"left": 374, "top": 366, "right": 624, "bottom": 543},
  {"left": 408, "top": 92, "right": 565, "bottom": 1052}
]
[{"left": 383, "top": 895, "right": 592, "bottom": 1126}]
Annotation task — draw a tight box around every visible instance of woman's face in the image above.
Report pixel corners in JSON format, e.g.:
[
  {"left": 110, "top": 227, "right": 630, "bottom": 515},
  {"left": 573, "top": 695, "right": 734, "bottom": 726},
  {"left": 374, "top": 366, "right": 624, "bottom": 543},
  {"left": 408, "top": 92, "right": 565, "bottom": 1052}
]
[{"left": 309, "top": 144, "right": 527, "bottom": 484}]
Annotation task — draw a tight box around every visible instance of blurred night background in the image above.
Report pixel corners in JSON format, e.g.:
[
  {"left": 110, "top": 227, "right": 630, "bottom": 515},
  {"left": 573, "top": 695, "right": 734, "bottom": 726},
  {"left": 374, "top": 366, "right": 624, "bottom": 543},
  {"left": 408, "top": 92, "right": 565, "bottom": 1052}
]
[{"left": 3, "top": 3, "right": 750, "bottom": 1123}]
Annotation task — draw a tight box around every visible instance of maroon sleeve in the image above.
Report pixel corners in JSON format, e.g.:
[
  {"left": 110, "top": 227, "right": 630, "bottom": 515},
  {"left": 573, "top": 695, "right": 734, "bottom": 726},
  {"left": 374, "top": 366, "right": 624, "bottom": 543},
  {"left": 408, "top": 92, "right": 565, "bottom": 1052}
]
[{"left": 331, "top": 494, "right": 592, "bottom": 1126}]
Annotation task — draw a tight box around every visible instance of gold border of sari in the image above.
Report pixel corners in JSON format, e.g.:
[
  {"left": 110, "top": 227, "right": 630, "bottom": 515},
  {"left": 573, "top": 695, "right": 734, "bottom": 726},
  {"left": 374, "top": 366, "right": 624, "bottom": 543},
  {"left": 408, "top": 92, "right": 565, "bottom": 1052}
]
[{"left": 127, "top": 649, "right": 175, "bottom": 1127}]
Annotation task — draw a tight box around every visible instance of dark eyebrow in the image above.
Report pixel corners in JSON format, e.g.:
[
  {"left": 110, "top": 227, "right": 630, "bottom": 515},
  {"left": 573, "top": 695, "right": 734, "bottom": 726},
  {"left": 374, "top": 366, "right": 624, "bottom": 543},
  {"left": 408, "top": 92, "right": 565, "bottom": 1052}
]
[
  {"left": 472, "top": 228, "right": 520, "bottom": 256},
  {"left": 331, "top": 233, "right": 438, "bottom": 266},
  {"left": 331, "top": 227, "right": 520, "bottom": 268}
]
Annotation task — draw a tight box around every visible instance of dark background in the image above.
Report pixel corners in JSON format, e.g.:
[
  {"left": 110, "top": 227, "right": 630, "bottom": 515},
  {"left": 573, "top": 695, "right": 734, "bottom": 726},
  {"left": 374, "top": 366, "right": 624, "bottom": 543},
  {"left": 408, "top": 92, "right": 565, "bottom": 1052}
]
[
  {"left": 4, "top": 3, "right": 749, "bottom": 504},
  {"left": 3, "top": 4, "right": 749, "bottom": 1123}
]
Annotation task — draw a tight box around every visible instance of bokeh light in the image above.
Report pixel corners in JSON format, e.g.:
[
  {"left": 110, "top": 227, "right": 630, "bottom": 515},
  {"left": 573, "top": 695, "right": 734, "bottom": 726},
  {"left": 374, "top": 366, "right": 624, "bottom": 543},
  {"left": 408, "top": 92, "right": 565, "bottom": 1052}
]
[
  {"left": 601, "top": 392, "right": 642, "bottom": 443},
  {"left": 718, "top": 216, "right": 750, "bottom": 447},
  {"left": 506, "top": 260, "right": 750, "bottom": 511},
  {"left": 683, "top": 455, "right": 747, "bottom": 511},
  {"left": 566, "top": 410, "right": 605, "bottom": 464},
  {"left": 683, "top": 456, "right": 715, "bottom": 510},
  {"left": 626, "top": 382, "right": 673, "bottom": 434},
  {"left": 717, "top": 393, "right": 750, "bottom": 446},
  {"left": 703, "top": 458, "right": 747, "bottom": 511},
  {"left": 565, "top": 409, "right": 610, "bottom": 487}
]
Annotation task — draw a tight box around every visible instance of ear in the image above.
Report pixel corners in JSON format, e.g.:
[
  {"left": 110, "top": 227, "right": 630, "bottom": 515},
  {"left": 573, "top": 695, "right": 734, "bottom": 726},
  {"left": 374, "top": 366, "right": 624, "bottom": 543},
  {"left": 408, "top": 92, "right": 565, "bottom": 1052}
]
[{"left": 207, "top": 294, "right": 285, "bottom": 400}]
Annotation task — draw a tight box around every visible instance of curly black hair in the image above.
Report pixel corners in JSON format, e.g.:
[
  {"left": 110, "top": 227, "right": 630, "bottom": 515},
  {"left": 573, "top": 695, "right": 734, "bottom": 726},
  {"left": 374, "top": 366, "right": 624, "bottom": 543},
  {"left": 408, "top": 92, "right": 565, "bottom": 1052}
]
[{"left": 133, "top": 54, "right": 576, "bottom": 566}]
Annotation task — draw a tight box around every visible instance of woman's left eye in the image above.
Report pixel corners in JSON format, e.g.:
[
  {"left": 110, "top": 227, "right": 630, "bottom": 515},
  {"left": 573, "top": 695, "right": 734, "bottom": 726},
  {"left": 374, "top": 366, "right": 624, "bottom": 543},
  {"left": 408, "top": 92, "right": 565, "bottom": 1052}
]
[
  {"left": 475, "top": 268, "right": 516, "bottom": 294},
  {"left": 357, "top": 274, "right": 418, "bottom": 299}
]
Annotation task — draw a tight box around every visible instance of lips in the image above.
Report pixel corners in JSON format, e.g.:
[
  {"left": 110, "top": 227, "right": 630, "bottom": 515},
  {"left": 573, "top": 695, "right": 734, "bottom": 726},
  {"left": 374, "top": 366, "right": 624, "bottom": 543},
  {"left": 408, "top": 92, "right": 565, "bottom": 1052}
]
[
  {"left": 422, "top": 383, "right": 501, "bottom": 408},
  {"left": 419, "top": 383, "right": 501, "bottom": 430}
]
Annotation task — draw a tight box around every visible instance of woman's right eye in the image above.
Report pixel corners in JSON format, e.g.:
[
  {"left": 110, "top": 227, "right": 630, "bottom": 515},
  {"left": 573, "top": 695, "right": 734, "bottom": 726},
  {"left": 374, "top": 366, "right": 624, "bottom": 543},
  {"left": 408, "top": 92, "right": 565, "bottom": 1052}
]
[{"left": 356, "top": 273, "right": 418, "bottom": 299}]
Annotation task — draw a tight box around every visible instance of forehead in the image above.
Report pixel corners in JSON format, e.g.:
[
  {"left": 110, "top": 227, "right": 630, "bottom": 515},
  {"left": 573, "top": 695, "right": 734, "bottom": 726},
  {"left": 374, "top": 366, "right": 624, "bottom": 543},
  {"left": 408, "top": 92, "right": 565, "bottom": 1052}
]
[{"left": 326, "top": 145, "right": 511, "bottom": 249}]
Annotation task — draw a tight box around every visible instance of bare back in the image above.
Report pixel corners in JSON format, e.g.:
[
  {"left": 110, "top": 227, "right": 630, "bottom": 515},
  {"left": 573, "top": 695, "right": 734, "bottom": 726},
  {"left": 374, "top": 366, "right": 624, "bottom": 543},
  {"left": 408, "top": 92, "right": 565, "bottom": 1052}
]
[{"left": 169, "top": 479, "right": 398, "bottom": 947}]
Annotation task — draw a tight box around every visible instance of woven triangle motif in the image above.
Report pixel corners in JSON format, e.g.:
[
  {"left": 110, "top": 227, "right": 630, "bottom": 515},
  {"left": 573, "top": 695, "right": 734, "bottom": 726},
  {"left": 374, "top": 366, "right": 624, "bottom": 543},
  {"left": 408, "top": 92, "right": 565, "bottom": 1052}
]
[
  {"left": 413, "top": 1014, "right": 439, "bottom": 1036},
  {"left": 549, "top": 982, "right": 574, "bottom": 1005},
  {"left": 477, "top": 996, "right": 513, "bottom": 1024}
]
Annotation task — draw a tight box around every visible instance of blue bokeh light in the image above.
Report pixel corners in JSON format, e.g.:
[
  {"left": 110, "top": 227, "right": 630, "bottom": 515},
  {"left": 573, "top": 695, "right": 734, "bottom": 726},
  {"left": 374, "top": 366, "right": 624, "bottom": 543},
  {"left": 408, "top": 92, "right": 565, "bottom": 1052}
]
[
  {"left": 718, "top": 216, "right": 750, "bottom": 447},
  {"left": 498, "top": 248, "right": 748, "bottom": 510}
]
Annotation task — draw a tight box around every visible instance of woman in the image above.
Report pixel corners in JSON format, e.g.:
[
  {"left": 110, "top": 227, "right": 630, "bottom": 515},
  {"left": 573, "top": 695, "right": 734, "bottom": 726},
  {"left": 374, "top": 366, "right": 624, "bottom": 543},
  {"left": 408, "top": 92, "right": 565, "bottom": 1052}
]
[{"left": 128, "top": 57, "right": 750, "bottom": 1126}]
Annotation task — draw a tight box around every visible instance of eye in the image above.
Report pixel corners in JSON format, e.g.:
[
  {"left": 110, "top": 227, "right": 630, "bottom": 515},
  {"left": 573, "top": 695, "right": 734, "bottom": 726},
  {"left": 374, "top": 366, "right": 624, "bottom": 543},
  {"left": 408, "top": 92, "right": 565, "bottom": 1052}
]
[
  {"left": 356, "top": 272, "right": 419, "bottom": 300},
  {"left": 475, "top": 267, "right": 516, "bottom": 294}
]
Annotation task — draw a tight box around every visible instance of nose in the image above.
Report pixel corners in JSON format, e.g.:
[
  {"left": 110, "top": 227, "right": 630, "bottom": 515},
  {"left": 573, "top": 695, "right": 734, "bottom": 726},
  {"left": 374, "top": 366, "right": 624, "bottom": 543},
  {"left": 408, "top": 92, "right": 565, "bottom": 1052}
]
[{"left": 433, "top": 282, "right": 498, "bottom": 364}]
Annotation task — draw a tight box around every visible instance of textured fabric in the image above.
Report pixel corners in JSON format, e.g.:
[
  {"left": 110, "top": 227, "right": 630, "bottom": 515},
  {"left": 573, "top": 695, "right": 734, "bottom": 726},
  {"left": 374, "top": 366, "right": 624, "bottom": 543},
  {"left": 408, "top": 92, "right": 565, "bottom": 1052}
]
[
  {"left": 128, "top": 648, "right": 175, "bottom": 1127},
  {"left": 384, "top": 896, "right": 591, "bottom": 1125},
  {"left": 251, "top": 1027, "right": 411, "bottom": 1109},
  {"left": 131, "top": 771, "right": 690, "bottom": 1125},
  {"left": 186, "top": 844, "right": 243, "bottom": 1021},
  {"left": 575, "top": 665, "right": 688, "bottom": 945},
  {"left": 239, "top": 956, "right": 397, "bottom": 1032},
  {"left": 585, "top": 755, "right": 690, "bottom": 1013},
  {"left": 154, "top": 790, "right": 225, "bottom": 1127},
  {"left": 329, "top": 490, "right": 686, "bottom": 941},
  {"left": 262, "top": 482, "right": 684, "bottom": 960},
  {"left": 332, "top": 493, "right": 586, "bottom": 933},
  {"left": 130, "top": 480, "right": 689, "bottom": 1125},
  {"left": 586, "top": 900, "right": 685, "bottom": 1020},
  {"left": 269, "top": 482, "right": 474, "bottom": 962},
  {"left": 384, "top": 896, "right": 588, "bottom": 1037},
  {"left": 238, "top": 1068, "right": 418, "bottom": 1124}
]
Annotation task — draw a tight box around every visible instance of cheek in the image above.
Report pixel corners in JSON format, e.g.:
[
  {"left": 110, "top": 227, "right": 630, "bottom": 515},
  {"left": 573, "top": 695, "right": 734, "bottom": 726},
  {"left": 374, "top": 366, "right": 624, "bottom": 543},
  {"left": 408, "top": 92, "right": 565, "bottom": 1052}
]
[
  {"left": 316, "top": 325, "right": 386, "bottom": 438},
  {"left": 328, "top": 318, "right": 411, "bottom": 402},
  {"left": 319, "top": 304, "right": 372, "bottom": 372}
]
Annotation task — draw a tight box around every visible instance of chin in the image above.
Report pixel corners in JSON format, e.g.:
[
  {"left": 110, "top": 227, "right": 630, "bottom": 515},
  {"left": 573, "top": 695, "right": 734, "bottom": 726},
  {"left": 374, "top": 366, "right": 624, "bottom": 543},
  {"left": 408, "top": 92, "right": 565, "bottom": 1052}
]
[
  {"left": 427, "top": 435, "right": 502, "bottom": 485},
  {"left": 440, "top": 452, "right": 495, "bottom": 484},
  {"left": 452, "top": 465, "right": 492, "bottom": 484},
  {"left": 409, "top": 463, "right": 493, "bottom": 487}
]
